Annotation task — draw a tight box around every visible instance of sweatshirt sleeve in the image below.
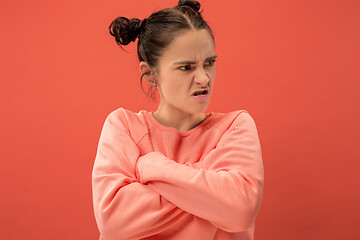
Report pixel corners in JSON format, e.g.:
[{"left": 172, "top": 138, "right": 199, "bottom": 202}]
[
  {"left": 92, "top": 112, "right": 190, "bottom": 240},
  {"left": 136, "top": 112, "right": 264, "bottom": 233}
]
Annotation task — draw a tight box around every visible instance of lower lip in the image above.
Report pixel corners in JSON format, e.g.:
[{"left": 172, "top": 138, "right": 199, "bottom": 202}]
[{"left": 191, "top": 94, "right": 209, "bottom": 101}]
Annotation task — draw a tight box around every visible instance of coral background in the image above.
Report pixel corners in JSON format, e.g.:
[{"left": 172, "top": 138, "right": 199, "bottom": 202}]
[{"left": 1, "top": 0, "right": 359, "bottom": 239}]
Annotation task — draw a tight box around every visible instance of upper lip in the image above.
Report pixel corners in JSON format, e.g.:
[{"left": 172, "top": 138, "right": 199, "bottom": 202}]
[{"left": 191, "top": 88, "right": 209, "bottom": 96}]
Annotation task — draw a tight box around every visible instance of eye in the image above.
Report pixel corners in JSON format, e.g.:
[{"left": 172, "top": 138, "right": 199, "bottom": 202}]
[
  {"left": 178, "top": 65, "right": 193, "bottom": 71},
  {"left": 204, "top": 59, "right": 216, "bottom": 67}
]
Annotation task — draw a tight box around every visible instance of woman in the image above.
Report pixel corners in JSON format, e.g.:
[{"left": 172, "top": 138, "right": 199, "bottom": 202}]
[{"left": 92, "top": 1, "right": 264, "bottom": 239}]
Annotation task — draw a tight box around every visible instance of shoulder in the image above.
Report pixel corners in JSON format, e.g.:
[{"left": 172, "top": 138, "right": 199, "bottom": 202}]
[
  {"left": 230, "top": 110, "right": 258, "bottom": 130},
  {"left": 103, "top": 107, "right": 149, "bottom": 143},
  {"left": 104, "top": 107, "right": 133, "bottom": 130},
  {"left": 211, "top": 110, "right": 261, "bottom": 150},
  {"left": 209, "top": 110, "right": 256, "bottom": 131}
]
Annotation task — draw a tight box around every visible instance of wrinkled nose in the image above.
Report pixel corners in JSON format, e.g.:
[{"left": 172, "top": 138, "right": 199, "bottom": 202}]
[{"left": 194, "top": 68, "right": 209, "bottom": 86}]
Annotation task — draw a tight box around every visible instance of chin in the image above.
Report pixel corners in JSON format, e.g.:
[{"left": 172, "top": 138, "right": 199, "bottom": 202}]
[{"left": 189, "top": 103, "right": 210, "bottom": 114}]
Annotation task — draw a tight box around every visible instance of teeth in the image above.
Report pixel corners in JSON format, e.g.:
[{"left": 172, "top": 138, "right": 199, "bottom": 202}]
[{"left": 194, "top": 90, "right": 207, "bottom": 96}]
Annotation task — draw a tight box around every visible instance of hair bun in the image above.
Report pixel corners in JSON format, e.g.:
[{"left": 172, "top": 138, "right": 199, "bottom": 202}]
[
  {"left": 109, "top": 17, "right": 142, "bottom": 46},
  {"left": 177, "top": 0, "right": 201, "bottom": 13}
]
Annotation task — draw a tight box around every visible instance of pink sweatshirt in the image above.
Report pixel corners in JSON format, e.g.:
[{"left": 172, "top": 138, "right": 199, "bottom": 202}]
[{"left": 92, "top": 108, "right": 264, "bottom": 240}]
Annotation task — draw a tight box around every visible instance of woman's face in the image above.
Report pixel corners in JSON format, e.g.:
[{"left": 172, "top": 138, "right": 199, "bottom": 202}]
[{"left": 155, "top": 29, "right": 216, "bottom": 116}]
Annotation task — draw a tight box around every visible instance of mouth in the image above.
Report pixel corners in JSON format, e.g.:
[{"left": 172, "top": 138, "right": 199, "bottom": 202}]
[{"left": 192, "top": 89, "right": 209, "bottom": 96}]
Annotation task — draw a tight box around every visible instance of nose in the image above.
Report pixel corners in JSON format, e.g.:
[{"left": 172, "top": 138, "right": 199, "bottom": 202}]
[{"left": 193, "top": 68, "right": 209, "bottom": 86}]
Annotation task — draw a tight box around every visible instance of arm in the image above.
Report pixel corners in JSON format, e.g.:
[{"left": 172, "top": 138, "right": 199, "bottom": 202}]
[
  {"left": 136, "top": 112, "right": 264, "bottom": 233},
  {"left": 92, "top": 114, "right": 189, "bottom": 240}
]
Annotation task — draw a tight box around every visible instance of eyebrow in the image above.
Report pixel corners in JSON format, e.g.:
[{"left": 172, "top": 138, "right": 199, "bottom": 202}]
[{"left": 173, "top": 55, "right": 218, "bottom": 65}]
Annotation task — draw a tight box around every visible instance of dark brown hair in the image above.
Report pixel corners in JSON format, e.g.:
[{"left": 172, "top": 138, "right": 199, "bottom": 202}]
[{"left": 109, "top": 0, "right": 214, "bottom": 99}]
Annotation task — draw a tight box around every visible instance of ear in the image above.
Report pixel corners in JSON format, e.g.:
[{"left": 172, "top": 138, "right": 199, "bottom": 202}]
[{"left": 139, "top": 61, "right": 157, "bottom": 84}]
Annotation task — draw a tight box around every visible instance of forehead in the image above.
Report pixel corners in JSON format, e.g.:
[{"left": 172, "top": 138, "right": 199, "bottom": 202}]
[{"left": 159, "top": 29, "right": 215, "bottom": 64}]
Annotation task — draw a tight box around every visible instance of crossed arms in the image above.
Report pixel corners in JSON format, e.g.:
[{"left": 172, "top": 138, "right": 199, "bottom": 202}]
[{"left": 92, "top": 112, "right": 264, "bottom": 240}]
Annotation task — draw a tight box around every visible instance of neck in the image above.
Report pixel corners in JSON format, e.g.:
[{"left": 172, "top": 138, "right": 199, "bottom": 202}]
[{"left": 153, "top": 106, "right": 208, "bottom": 132}]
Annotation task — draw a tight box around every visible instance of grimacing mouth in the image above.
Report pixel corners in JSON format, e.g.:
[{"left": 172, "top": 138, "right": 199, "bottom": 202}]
[{"left": 192, "top": 89, "right": 209, "bottom": 96}]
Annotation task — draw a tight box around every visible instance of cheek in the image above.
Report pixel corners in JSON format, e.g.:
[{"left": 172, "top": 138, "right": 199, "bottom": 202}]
[
  {"left": 212, "top": 67, "right": 216, "bottom": 77},
  {"left": 208, "top": 67, "right": 216, "bottom": 81},
  {"left": 159, "top": 76, "right": 185, "bottom": 97}
]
